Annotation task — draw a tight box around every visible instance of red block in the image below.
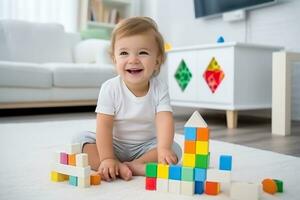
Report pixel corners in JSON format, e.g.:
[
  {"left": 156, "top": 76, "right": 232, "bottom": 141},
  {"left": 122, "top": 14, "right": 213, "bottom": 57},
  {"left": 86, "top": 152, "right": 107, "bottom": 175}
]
[
  {"left": 205, "top": 181, "right": 220, "bottom": 195},
  {"left": 145, "top": 177, "right": 156, "bottom": 190}
]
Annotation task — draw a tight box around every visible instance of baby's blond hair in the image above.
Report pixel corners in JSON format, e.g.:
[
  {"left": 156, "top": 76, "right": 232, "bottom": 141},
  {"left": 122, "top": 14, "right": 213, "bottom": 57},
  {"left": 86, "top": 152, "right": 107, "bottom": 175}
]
[{"left": 109, "top": 17, "right": 166, "bottom": 76}]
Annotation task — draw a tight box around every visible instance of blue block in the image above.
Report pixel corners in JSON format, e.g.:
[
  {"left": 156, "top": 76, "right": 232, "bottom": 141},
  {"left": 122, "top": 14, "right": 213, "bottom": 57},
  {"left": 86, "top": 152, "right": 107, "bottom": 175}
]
[
  {"left": 169, "top": 165, "right": 182, "bottom": 180},
  {"left": 184, "top": 127, "right": 197, "bottom": 141},
  {"left": 194, "top": 168, "right": 206, "bottom": 181},
  {"left": 195, "top": 181, "right": 204, "bottom": 194},
  {"left": 69, "top": 176, "right": 77, "bottom": 186},
  {"left": 219, "top": 155, "right": 232, "bottom": 171},
  {"left": 217, "top": 36, "right": 225, "bottom": 43}
]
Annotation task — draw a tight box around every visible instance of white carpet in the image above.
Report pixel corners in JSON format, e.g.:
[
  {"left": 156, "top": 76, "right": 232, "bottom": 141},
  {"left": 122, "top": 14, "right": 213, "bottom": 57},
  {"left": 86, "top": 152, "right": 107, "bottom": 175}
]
[{"left": 0, "top": 118, "right": 299, "bottom": 200}]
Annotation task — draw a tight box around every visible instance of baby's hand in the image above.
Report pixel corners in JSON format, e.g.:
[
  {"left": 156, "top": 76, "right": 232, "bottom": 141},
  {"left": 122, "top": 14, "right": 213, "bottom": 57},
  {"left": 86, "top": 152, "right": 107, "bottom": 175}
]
[
  {"left": 158, "top": 148, "right": 178, "bottom": 165},
  {"left": 98, "top": 158, "right": 119, "bottom": 181}
]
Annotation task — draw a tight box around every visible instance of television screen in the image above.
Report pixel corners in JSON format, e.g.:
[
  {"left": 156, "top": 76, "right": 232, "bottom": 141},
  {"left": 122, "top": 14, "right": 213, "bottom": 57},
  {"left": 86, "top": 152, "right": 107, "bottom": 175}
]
[{"left": 194, "top": 0, "right": 276, "bottom": 18}]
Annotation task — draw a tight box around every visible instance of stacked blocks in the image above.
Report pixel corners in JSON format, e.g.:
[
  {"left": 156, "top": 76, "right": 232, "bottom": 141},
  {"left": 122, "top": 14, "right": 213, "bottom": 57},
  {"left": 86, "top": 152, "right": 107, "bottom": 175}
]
[{"left": 50, "top": 143, "right": 101, "bottom": 187}]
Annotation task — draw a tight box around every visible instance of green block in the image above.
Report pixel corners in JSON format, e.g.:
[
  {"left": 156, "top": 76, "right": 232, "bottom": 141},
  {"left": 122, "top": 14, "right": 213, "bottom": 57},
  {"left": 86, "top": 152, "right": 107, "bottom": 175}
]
[
  {"left": 195, "top": 153, "right": 210, "bottom": 169},
  {"left": 69, "top": 175, "right": 77, "bottom": 186},
  {"left": 181, "top": 166, "right": 194, "bottom": 181},
  {"left": 274, "top": 179, "right": 283, "bottom": 192},
  {"left": 145, "top": 162, "right": 157, "bottom": 177}
]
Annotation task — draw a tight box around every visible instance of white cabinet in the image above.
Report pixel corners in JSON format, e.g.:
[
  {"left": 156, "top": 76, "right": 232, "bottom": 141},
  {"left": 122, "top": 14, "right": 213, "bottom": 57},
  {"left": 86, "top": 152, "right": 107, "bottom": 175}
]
[{"left": 167, "top": 42, "right": 282, "bottom": 128}]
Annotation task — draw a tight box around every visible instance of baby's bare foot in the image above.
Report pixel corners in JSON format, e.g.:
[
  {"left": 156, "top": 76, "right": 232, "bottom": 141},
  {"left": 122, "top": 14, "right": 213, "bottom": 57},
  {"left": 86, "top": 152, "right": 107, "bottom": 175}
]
[
  {"left": 118, "top": 163, "right": 132, "bottom": 181},
  {"left": 124, "top": 161, "right": 145, "bottom": 176}
]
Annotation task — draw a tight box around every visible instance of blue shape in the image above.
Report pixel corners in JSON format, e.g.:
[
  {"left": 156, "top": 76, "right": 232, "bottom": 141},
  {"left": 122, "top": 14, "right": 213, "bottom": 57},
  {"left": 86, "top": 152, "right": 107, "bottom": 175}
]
[
  {"left": 169, "top": 165, "right": 182, "bottom": 180},
  {"left": 184, "top": 127, "right": 197, "bottom": 141},
  {"left": 219, "top": 155, "right": 232, "bottom": 171},
  {"left": 217, "top": 36, "right": 225, "bottom": 43},
  {"left": 194, "top": 168, "right": 207, "bottom": 181},
  {"left": 195, "top": 181, "right": 204, "bottom": 194},
  {"left": 69, "top": 175, "right": 77, "bottom": 186}
]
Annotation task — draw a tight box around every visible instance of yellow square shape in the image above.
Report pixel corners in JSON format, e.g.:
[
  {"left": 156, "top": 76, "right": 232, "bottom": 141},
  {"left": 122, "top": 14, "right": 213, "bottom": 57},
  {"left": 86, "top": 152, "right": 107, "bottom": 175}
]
[
  {"left": 157, "top": 164, "right": 169, "bottom": 179},
  {"left": 196, "top": 141, "right": 209, "bottom": 155},
  {"left": 183, "top": 153, "right": 196, "bottom": 167},
  {"left": 51, "top": 171, "right": 65, "bottom": 182}
]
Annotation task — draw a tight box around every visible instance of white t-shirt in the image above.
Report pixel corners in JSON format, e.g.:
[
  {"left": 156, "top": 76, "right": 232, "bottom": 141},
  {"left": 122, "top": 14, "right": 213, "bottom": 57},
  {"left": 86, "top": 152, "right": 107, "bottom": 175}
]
[{"left": 95, "top": 75, "right": 173, "bottom": 144}]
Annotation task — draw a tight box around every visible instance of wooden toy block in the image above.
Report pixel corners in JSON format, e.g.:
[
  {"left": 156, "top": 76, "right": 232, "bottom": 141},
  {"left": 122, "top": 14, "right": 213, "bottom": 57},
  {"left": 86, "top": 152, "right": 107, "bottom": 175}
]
[
  {"left": 78, "top": 176, "right": 90, "bottom": 188},
  {"left": 51, "top": 171, "right": 65, "bottom": 182},
  {"left": 205, "top": 181, "right": 220, "bottom": 195},
  {"left": 62, "top": 174, "right": 69, "bottom": 180},
  {"left": 181, "top": 166, "right": 194, "bottom": 181},
  {"left": 168, "top": 179, "right": 181, "bottom": 194},
  {"left": 184, "top": 111, "right": 208, "bottom": 128},
  {"left": 206, "top": 169, "right": 231, "bottom": 183},
  {"left": 145, "top": 177, "right": 156, "bottom": 190},
  {"left": 184, "top": 127, "right": 197, "bottom": 141},
  {"left": 195, "top": 181, "right": 204, "bottom": 194},
  {"left": 69, "top": 175, "right": 77, "bottom": 186},
  {"left": 196, "top": 127, "right": 209, "bottom": 141},
  {"left": 76, "top": 153, "right": 88, "bottom": 167},
  {"left": 184, "top": 141, "right": 196, "bottom": 154},
  {"left": 230, "top": 182, "right": 260, "bottom": 200},
  {"left": 194, "top": 168, "right": 206, "bottom": 182},
  {"left": 157, "top": 164, "right": 169, "bottom": 179},
  {"left": 181, "top": 181, "right": 195, "bottom": 196},
  {"left": 195, "top": 154, "right": 210, "bottom": 169},
  {"left": 156, "top": 178, "right": 168, "bottom": 192},
  {"left": 169, "top": 165, "right": 181, "bottom": 180},
  {"left": 262, "top": 178, "right": 277, "bottom": 194},
  {"left": 52, "top": 162, "right": 91, "bottom": 178},
  {"left": 65, "top": 143, "right": 81, "bottom": 154},
  {"left": 183, "top": 153, "right": 196, "bottom": 167},
  {"left": 145, "top": 162, "right": 157, "bottom": 178},
  {"left": 60, "top": 152, "right": 68, "bottom": 165},
  {"left": 196, "top": 141, "right": 209, "bottom": 155},
  {"left": 273, "top": 179, "right": 283, "bottom": 192},
  {"left": 68, "top": 154, "right": 76, "bottom": 166},
  {"left": 90, "top": 174, "right": 101, "bottom": 185},
  {"left": 219, "top": 155, "right": 232, "bottom": 171}
]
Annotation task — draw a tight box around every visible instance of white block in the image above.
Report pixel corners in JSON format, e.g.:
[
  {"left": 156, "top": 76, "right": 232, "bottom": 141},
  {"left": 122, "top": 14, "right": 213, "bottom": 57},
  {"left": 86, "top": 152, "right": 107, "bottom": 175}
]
[
  {"left": 52, "top": 163, "right": 91, "bottom": 178},
  {"left": 157, "top": 178, "right": 168, "bottom": 192},
  {"left": 76, "top": 153, "right": 88, "bottom": 167},
  {"left": 180, "top": 181, "right": 194, "bottom": 196},
  {"left": 53, "top": 151, "right": 60, "bottom": 163},
  {"left": 230, "top": 182, "right": 261, "bottom": 200},
  {"left": 207, "top": 169, "right": 231, "bottom": 183},
  {"left": 65, "top": 143, "right": 81, "bottom": 154},
  {"left": 78, "top": 176, "right": 90, "bottom": 188},
  {"left": 168, "top": 179, "right": 181, "bottom": 194}
]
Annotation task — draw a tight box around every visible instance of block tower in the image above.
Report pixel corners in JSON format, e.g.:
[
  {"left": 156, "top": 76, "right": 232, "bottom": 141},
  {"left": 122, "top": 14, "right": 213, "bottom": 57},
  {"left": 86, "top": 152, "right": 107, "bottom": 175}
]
[
  {"left": 145, "top": 111, "right": 234, "bottom": 196},
  {"left": 50, "top": 143, "right": 101, "bottom": 187}
]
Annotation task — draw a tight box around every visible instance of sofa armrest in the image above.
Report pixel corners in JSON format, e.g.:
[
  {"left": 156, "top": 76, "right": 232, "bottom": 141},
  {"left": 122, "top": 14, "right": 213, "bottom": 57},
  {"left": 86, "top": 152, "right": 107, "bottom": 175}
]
[{"left": 73, "top": 39, "right": 112, "bottom": 65}]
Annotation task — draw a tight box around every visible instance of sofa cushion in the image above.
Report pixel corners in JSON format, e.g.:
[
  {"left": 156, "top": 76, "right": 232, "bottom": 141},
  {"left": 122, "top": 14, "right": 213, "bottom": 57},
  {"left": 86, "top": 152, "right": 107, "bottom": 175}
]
[
  {"left": 0, "top": 20, "right": 73, "bottom": 63},
  {"left": 44, "top": 63, "right": 116, "bottom": 88},
  {"left": 0, "top": 61, "right": 53, "bottom": 88}
]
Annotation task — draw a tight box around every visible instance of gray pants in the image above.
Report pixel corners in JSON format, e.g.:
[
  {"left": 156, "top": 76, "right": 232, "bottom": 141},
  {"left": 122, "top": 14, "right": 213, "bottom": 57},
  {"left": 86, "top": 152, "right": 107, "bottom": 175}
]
[{"left": 72, "top": 131, "right": 182, "bottom": 163}]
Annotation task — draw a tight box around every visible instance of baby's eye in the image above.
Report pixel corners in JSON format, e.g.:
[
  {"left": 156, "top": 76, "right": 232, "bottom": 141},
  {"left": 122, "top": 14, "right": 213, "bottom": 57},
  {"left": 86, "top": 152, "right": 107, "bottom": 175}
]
[
  {"left": 139, "top": 51, "right": 149, "bottom": 55},
  {"left": 119, "top": 51, "right": 128, "bottom": 56}
]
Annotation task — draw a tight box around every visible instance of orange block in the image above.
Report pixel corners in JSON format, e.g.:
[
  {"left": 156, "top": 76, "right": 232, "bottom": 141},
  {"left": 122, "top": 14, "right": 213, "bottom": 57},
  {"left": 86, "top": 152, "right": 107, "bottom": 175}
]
[
  {"left": 184, "top": 141, "right": 196, "bottom": 154},
  {"left": 262, "top": 179, "right": 277, "bottom": 194},
  {"left": 197, "top": 128, "right": 209, "bottom": 141},
  {"left": 205, "top": 181, "right": 220, "bottom": 195},
  {"left": 90, "top": 174, "right": 101, "bottom": 185},
  {"left": 68, "top": 154, "right": 76, "bottom": 166}
]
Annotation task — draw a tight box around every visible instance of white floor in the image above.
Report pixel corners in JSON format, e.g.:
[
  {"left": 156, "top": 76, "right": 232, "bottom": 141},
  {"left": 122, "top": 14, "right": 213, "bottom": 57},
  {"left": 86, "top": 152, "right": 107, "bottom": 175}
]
[{"left": 0, "top": 116, "right": 299, "bottom": 200}]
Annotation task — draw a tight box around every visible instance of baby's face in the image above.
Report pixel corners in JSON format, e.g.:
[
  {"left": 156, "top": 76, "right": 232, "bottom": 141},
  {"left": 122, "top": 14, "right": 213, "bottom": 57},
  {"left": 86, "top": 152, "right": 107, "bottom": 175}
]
[{"left": 113, "top": 31, "right": 160, "bottom": 89}]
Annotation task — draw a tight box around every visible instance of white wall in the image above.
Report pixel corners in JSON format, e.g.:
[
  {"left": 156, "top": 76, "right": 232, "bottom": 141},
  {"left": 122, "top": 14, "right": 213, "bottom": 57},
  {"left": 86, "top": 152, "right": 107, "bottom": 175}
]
[{"left": 140, "top": 0, "right": 300, "bottom": 120}]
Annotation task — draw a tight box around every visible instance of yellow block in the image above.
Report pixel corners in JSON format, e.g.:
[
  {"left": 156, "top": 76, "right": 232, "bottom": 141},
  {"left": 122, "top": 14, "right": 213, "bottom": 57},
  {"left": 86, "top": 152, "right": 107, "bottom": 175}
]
[
  {"left": 196, "top": 141, "right": 209, "bottom": 155},
  {"left": 183, "top": 153, "right": 196, "bottom": 167},
  {"left": 157, "top": 164, "right": 169, "bottom": 179},
  {"left": 51, "top": 171, "right": 65, "bottom": 182}
]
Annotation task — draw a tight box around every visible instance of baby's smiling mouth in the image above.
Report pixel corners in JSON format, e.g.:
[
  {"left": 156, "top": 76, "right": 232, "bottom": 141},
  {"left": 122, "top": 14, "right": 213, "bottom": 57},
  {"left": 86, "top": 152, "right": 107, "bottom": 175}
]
[{"left": 126, "top": 68, "right": 143, "bottom": 74}]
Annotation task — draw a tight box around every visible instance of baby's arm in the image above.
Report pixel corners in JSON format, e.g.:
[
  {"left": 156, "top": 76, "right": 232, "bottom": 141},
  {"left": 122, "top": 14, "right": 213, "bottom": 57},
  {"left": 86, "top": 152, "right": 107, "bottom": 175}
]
[
  {"left": 156, "top": 111, "right": 178, "bottom": 164},
  {"left": 96, "top": 113, "right": 119, "bottom": 181}
]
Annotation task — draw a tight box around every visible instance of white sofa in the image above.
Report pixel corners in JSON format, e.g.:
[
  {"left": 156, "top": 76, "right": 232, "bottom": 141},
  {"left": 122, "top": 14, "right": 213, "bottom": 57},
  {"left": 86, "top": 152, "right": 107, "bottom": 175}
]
[{"left": 0, "top": 20, "right": 116, "bottom": 109}]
